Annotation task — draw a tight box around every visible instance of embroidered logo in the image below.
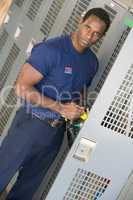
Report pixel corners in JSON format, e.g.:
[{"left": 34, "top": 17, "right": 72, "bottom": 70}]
[{"left": 64, "top": 65, "right": 72, "bottom": 74}]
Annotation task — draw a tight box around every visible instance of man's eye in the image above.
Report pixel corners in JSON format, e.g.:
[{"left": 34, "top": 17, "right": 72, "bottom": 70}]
[
  {"left": 85, "top": 25, "right": 90, "bottom": 29},
  {"left": 93, "top": 32, "right": 101, "bottom": 38}
]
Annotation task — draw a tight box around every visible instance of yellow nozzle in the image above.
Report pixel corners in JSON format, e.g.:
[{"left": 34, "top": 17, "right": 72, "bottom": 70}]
[
  {"left": 80, "top": 112, "right": 88, "bottom": 121},
  {"left": 62, "top": 110, "right": 88, "bottom": 122}
]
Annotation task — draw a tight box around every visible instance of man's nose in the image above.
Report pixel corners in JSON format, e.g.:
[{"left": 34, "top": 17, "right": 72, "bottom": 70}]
[{"left": 87, "top": 30, "right": 93, "bottom": 40}]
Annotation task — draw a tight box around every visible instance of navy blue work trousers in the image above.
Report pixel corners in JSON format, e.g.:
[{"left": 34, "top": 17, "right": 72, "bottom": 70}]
[{"left": 0, "top": 107, "right": 65, "bottom": 199}]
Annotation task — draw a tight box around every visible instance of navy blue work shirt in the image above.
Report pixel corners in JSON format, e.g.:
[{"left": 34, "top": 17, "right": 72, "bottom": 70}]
[{"left": 26, "top": 35, "right": 98, "bottom": 119}]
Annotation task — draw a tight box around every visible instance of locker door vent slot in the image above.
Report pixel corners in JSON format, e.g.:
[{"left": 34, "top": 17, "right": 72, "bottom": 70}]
[
  {"left": 95, "top": 27, "right": 131, "bottom": 94},
  {"left": 40, "top": 0, "right": 65, "bottom": 37},
  {"left": 0, "top": 88, "right": 17, "bottom": 135},
  {"left": 0, "top": 43, "right": 20, "bottom": 91},
  {"left": 14, "top": 0, "right": 25, "bottom": 7},
  {"left": 101, "top": 63, "right": 133, "bottom": 138},
  {"left": 62, "top": 0, "right": 91, "bottom": 35},
  {"left": 91, "top": 4, "right": 117, "bottom": 54},
  {"left": 0, "top": 29, "right": 9, "bottom": 52},
  {"left": 63, "top": 168, "right": 111, "bottom": 200},
  {"left": 26, "top": 0, "right": 44, "bottom": 21}
]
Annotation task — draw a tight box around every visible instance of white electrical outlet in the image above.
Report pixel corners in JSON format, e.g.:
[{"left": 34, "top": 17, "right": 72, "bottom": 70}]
[{"left": 73, "top": 138, "right": 96, "bottom": 162}]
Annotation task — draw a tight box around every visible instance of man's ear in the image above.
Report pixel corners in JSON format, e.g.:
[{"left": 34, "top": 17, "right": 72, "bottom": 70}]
[
  {"left": 78, "top": 19, "right": 83, "bottom": 29},
  {"left": 79, "top": 19, "right": 83, "bottom": 24}
]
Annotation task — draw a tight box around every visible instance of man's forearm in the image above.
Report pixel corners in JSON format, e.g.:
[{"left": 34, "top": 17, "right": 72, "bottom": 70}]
[
  {"left": 15, "top": 85, "right": 61, "bottom": 113},
  {"left": 15, "top": 83, "right": 85, "bottom": 120}
]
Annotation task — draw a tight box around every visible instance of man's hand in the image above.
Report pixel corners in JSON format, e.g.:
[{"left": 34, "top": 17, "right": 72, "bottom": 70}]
[{"left": 59, "top": 102, "right": 85, "bottom": 121}]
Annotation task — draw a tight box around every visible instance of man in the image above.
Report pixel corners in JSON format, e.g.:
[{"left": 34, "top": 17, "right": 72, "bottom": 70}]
[
  {"left": 0, "top": 0, "right": 13, "bottom": 27},
  {"left": 0, "top": 7, "right": 110, "bottom": 199}
]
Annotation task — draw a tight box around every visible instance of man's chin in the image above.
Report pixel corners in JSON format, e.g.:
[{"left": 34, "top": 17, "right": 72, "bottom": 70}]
[
  {"left": 81, "top": 41, "right": 91, "bottom": 47},
  {"left": 82, "top": 43, "right": 91, "bottom": 48}
]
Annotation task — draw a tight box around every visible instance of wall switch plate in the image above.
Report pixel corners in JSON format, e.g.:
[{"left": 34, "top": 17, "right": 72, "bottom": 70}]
[{"left": 73, "top": 138, "right": 96, "bottom": 162}]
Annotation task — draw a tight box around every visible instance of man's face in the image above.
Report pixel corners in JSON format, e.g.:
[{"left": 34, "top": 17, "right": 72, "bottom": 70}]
[{"left": 76, "top": 15, "right": 107, "bottom": 51}]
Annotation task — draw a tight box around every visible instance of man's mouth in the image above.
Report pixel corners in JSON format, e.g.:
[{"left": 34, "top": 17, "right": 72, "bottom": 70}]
[{"left": 81, "top": 39, "right": 90, "bottom": 46}]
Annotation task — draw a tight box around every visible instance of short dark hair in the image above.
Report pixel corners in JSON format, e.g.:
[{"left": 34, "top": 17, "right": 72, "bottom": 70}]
[{"left": 82, "top": 7, "right": 111, "bottom": 34}]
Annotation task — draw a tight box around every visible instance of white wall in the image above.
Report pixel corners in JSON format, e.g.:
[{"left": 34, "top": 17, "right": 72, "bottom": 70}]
[{"left": 118, "top": 0, "right": 133, "bottom": 7}]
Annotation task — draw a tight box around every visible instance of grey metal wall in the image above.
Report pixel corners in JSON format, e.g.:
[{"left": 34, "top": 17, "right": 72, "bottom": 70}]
[
  {"left": 46, "top": 27, "right": 133, "bottom": 200},
  {"left": 33, "top": 0, "right": 133, "bottom": 199},
  {"left": 0, "top": 0, "right": 132, "bottom": 138},
  {"left": 0, "top": 0, "right": 66, "bottom": 138},
  {"left": 0, "top": 0, "right": 133, "bottom": 198}
]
